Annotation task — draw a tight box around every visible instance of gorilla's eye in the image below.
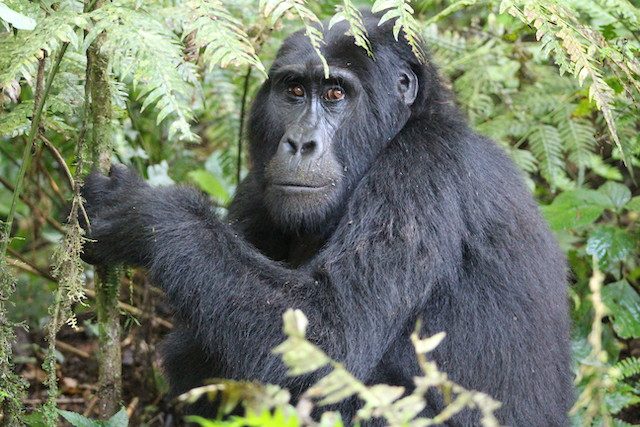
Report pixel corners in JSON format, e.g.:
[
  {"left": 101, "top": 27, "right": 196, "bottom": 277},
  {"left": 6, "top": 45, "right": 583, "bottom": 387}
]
[
  {"left": 287, "top": 84, "right": 305, "bottom": 97},
  {"left": 323, "top": 87, "right": 345, "bottom": 101}
]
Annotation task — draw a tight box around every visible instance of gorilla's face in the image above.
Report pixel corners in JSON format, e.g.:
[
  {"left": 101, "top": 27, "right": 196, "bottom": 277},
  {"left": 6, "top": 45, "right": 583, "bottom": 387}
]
[
  {"left": 262, "top": 63, "right": 359, "bottom": 232},
  {"left": 249, "top": 26, "right": 419, "bottom": 233}
]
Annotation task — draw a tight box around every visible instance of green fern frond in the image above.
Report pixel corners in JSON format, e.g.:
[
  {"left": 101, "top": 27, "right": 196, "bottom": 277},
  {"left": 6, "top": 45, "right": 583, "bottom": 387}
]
[
  {"left": 499, "top": 1, "right": 627, "bottom": 165},
  {"left": 554, "top": 23, "right": 620, "bottom": 156},
  {"left": 372, "top": 0, "right": 427, "bottom": 63},
  {"left": 0, "top": 0, "right": 36, "bottom": 31},
  {"left": 183, "top": 0, "right": 266, "bottom": 76},
  {"left": 529, "top": 124, "right": 566, "bottom": 188},
  {"left": 87, "top": 3, "right": 198, "bottom": 141},
  {"left": 0, "top": 10, "right": 87, "bottom": 88},
  {"left": 261, "top": 0, "right": 328, "bottom": 77},
  {"left": 612, "top": 357, "right": 640, "bottom": 381},
  {"left": 422, "top": 24, "right": 467, "bottom": 61},
  {"left": 509, "top": 147, "right": 538, "bottom": 174},
  {"left": 558, "top": 116, "right": 596, "bottom": 169},
  {"left": 329, "top": 0, "right": 372, "bottom": 57},
  {"left": 593, "top": 0, "right": 640, "bottom": 25},
  {"left": 423, "top": 0, "right": 479, "bottom": 26},
  {"left": 0, "top": 101, "right": 33, "bottom": 138}
]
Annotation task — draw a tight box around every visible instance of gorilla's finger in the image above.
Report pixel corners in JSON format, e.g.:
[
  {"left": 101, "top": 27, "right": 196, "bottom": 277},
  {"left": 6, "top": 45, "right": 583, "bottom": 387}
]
[
  {"left": 108, "top": 163, "right": 130, "bottom": 180},
  {"left": 81, "top": 171, "right": 110, "bottom": 205}
]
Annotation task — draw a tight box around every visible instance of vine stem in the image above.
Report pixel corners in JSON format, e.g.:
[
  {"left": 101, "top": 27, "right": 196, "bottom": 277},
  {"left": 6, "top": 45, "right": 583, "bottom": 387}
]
[
  {"left": 236, "top": 66, "right": 253, "bottom": 184},
  {"left": 0, "top": 42, "right": 69, "bottom": 257}
]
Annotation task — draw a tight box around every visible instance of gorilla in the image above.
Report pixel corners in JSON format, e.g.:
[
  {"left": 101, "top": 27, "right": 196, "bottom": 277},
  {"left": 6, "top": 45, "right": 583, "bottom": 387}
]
[{"left": 81, "top": 12, "right": 573, "bottom": 426}]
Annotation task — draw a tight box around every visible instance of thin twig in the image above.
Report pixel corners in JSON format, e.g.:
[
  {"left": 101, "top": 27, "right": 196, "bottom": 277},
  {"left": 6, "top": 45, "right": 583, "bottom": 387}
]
[
  {"left": 39, "top": 134, "right": 74, "bottom": 188},
  {"left": 236, "top": 66, "right": 253, "bottom": 184},
  {"left": 56, "top": 341, "right": 91, "bottom": 359}
]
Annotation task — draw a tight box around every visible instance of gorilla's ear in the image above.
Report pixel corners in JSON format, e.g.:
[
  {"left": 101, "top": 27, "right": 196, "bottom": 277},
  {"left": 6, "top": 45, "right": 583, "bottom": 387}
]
[{"left": 398, "top": 68, "right": 418, "bottom": 106}]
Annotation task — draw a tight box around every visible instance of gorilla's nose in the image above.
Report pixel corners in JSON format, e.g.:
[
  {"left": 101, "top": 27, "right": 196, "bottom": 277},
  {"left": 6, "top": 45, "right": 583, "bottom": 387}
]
[
  {"left": 278, "top": 126, "right": 324, "bottom": 161},
  {"left": 284, "top": 137, "right": 319, "bottom": 156}
]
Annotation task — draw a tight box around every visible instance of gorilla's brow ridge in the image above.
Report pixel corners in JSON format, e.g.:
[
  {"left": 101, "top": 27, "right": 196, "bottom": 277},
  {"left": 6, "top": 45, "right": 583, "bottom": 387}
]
[{"left": 271, "top": 64, "right": 359, "bottom": 86}]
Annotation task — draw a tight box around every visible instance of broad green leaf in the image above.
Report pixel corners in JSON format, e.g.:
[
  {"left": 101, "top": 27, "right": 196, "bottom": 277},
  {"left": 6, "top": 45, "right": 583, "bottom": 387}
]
[
  {"left": 586, "top": 226, "right": 635, "bottom": 268},
  {"left": 187, "top": 169, "right": 231, "bottom": 205},
  {"left": 541, "top": 189, "right": 608, "bottom": 230},
  {"left": 598, "top": 182, "right": 631, "bottom": 211},
  {"left": 105, "top": 408, "right": 129, "bottom": 427},
  {"left": 0, "top": 2, "right": 36, "bottom": 30},
  {"left": 58, "top": 410, "right": 102, "bottom": 427},
  {"left": 626, "top": 196, "right": 640, "bottom": 212},
  {"left": 602, "top": 281, "right": 640, "bottom": 339}
]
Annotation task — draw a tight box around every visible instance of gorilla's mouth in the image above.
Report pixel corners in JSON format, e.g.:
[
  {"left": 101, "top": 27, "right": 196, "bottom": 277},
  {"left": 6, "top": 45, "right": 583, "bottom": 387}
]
[{"left": 271, "top": 182, "right": 330, "bottom": 192}]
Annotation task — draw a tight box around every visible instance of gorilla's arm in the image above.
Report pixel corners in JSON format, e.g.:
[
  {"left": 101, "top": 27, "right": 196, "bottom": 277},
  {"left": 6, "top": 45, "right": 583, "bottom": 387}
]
[{"left": 82, "top": 159, "right": 459, "bottom": 387}]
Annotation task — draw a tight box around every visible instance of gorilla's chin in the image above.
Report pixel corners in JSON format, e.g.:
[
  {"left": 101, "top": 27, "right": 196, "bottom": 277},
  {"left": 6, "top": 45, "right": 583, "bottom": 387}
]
[{"left": 264, "top": 182, "right": 343, "bottom": 234}]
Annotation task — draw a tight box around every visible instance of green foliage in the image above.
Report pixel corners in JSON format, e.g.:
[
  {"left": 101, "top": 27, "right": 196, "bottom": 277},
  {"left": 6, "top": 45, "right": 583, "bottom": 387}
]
[
  {"left": 261, "top": 0, "right": 329, "bottom": 76},
  {"left": 183, "top": 310, "right": 500, "bottom": 426},
  {"left": 177, "top": 0, "right": 266, "bottom": 76},
  {"left": 179, "top": 381, "right": 294, "bottom": 423},
  {"left": 87, "top": 2, "right": 199, "bottom": 142},
  {"left": 329, "top": 0, "right": 372, "bottom": 57},
  {"left": 372, "top": 0, "right": 427, "bottom": 63},
  {"left": 0, "top": 1, "right": 35, "bottom": 30},
  {"left": 187, "top": 408, "right": 302, "bottom": 427},
  {"left": 499, "top": 0, "right": 640, "bottom": 165},
  {"left": 0, "top": 8, "right": 86, "bottom": 89},
  {"left": 0, "top": 0, "right": 639, "bottom": 424},
  {"left": 188, "top": 169, "right": 232, "bottom": 205},
  {"left": 602, "top": 281, "right": 640, "bottom": 339},
  {"left": 58, "top": 407, "right": 128, "bottom": 427}
]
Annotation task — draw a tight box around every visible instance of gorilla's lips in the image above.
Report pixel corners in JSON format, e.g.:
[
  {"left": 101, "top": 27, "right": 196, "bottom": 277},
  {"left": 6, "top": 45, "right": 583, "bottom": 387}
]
[{"left": 271, "top": 181, "right": 331, "bottom": 192}]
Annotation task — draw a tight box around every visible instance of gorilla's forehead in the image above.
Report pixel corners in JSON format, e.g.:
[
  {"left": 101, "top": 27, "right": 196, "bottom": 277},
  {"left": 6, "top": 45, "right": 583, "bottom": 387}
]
[{"left": 270, "top": 25, "right": 375, "bottom": 76}]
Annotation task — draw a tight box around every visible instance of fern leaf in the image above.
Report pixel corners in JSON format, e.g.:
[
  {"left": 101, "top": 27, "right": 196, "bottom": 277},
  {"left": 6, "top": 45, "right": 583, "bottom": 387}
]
[
  {"left": 500, "top": 1, "right": 628, "bottom": 165},
  {"left": 558, "top": 116, "right": 596, "bottom": 168},
  {"left": 0, "top": 10, "right": 87, "bottom": 88},
  {"left": 329, "top": 0, "right": 372, "bottom": 57},
  {"left": 0, "top": 1, "right": 36, "bottom": 31},
  {"left": 261, "top": 0, "right": 328, "bottom": 77},
  {"left": 612, "top": 357, "right": 640, "bottom": 381},
  {"left": 423, "top": 0, "right": 479, "bottom": 26},
  {"left": 509, "top": 147, "right": 538, "bottom": 174},
  {"left": 0, "top": 101, "right": 33, "bottom": 138},
  {"left": 555, "top": 25, "right": 621, "bottom": 161},
  {"left": 87, "top": 3, "right": 198, "bottom": 142},
  {"left": 594, "top": 0, "right": 640, "bottom": 25},
  {"left": 182, "top": 0, "right": 265, "bottom": 77},
  {"left": 529, "top": 124, "right": 566, "bottom": 188},
  {"left": 372, "top": 0, "right": 427, "bottom": 63}
]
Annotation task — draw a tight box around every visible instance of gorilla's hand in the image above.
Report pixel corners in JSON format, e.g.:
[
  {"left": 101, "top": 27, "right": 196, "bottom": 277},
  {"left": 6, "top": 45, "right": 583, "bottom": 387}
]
[{"left": 80, "top": 164, "right": 152, "bottom": 266}]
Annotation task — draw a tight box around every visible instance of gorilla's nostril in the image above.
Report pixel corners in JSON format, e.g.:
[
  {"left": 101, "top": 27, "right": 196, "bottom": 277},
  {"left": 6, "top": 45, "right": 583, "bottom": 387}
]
[
  {"left": 285, "top": 138, "right": 298, "bottom": 154},
  {"left": 301, "top": 140, "right": 317, "bottom": 154}
]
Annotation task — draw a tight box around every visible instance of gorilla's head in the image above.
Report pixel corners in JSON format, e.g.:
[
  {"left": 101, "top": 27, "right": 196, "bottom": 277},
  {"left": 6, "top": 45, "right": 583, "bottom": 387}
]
[{"left": 247, "top": 13, "right": 449, "bottom": 233}]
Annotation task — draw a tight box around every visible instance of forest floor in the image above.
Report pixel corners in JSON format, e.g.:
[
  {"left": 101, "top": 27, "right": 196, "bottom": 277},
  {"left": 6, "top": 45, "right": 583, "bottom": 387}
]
[{"left": 14, "top": 273, "right": 180, "bottom": 426}]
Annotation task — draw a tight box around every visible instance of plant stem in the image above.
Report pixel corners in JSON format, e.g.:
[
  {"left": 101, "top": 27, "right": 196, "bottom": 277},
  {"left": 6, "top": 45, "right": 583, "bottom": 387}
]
[
  {"left": 86, "top": 0, "right": 122, "bottom": 417},
  {"left": 236, "top": 66, "right": 253, "bottom": 184},
  {"left": 0, "top": 44, "right": 68, "bottom": 257}
]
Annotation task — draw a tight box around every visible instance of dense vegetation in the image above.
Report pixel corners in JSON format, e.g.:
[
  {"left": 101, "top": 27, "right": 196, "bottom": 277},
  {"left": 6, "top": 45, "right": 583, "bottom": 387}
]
[{"left": 0, "top": 0, "right": 639, "bottom": 425}]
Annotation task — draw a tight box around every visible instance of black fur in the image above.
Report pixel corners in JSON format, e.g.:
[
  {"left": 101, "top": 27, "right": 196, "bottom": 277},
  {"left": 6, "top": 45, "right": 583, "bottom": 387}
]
[{"left": 81, "top": 14, "right": 573, "bottom": 426}]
